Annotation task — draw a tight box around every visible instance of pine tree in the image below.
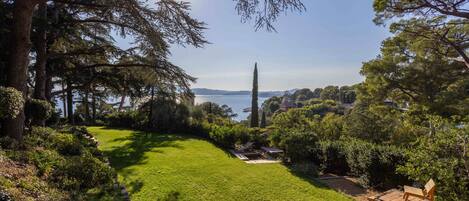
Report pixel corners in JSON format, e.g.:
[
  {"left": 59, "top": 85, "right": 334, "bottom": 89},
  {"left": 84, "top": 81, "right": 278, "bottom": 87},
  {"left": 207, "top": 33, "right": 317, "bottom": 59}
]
[
  {"left": 250, "top": 63, "right": 259, "bottom": 128},
  {"left": 260, "top": 111, "right": 266, "bottom": 128}
]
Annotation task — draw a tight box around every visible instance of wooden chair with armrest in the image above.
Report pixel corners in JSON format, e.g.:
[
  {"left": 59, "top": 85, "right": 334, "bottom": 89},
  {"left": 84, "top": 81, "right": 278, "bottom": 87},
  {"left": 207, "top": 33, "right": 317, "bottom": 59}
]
[{"left": 403, "top": 179, "right": 435, "bottom": 201}]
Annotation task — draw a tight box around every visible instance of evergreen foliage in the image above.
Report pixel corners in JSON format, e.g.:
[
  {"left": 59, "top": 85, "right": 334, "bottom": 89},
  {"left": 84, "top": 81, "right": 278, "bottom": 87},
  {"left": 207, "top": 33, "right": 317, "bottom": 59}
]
[
  {"left": 250, "top": 63, "right": 259, "bottom": 127},
  {"left": 260, "top": 111, "right": 267, "bottom": 128},
  {"left": 0, "top": 87, "right": 24, "bottom": 120},
  {"left": 25, "top": 99, "right": 53, "bottom": 125}
]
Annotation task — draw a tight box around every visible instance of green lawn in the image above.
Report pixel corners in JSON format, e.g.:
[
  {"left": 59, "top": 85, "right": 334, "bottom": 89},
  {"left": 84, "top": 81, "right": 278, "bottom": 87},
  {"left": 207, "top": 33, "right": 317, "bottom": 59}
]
[{"left": 88, "top": 127, "right": 351, "bottom": 201}]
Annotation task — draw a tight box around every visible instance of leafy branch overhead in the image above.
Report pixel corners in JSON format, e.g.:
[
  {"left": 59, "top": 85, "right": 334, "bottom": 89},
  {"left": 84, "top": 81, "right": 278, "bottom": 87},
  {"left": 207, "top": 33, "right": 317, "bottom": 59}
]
[
  {"left": 374, "top": 0, "right": 469, "bottom": 68},
  {"left": 235, "top": 0, "right": 306, "bottom": 32}
]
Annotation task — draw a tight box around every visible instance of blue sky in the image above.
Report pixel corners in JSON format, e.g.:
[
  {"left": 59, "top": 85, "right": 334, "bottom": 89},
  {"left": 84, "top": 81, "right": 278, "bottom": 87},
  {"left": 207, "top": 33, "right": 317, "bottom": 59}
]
[{"left": 157, "top": 1, "right": 390, "bottom": 91}]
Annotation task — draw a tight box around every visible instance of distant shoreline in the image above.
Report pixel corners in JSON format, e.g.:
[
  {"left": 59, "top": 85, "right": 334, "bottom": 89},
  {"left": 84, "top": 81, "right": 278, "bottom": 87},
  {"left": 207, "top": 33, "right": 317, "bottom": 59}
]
[{"left": 192, "top": 88, "right": 294, "bottom": 97}]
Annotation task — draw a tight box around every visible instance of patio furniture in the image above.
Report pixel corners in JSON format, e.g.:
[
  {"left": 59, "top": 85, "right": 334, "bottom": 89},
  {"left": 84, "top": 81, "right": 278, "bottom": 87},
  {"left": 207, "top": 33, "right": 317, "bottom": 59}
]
[
  {"left": 228, "top": 149, "right": 249, "bottom": 161},
  {"left": 261, "top": 146, "right": 284, "bottom": 154},
  {"left": 368, "top": 179, "right": 435, "bottom": 201},
  {"left": 403, "top": 179, "right": 435, "bottom": 201},
  {"left": 237, "top": 142, "right": 254, "bottom": 152}
]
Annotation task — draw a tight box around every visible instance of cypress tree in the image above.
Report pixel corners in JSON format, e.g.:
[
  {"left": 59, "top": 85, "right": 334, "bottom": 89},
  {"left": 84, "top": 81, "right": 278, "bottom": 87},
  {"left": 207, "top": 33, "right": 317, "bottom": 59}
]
[
  {"left": 260, "top": 111, "right": 266, "bottom": 128},
  {"left": 250, "top": 63, "right": 259, "bottom": 127}
]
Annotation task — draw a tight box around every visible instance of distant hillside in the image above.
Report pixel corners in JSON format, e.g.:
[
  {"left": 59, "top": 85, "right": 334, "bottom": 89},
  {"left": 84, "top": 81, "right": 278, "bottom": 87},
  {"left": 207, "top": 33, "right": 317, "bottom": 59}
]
[{"left": 192, "top": 88, "right": 291, "bottom": 97}]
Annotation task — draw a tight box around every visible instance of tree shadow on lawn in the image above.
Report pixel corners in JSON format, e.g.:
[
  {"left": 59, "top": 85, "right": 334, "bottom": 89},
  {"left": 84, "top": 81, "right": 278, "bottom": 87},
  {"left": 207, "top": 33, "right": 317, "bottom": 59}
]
[
  {"left": 285, "top": 163, "right": 349, "bottom": 193},
  {"left": 103, "top": 130, "right": 189, "bottom": 172}
]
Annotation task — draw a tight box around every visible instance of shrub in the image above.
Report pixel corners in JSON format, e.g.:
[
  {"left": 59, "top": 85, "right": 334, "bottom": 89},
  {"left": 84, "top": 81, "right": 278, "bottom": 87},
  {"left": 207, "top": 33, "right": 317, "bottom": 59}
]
[
  {"left": 317, "top": 141, "right": 349, "bottom": 175},
  {"left": 24, "top": 127, "right": 56, "bottom": 148},
  {"left": 208, "top": 125, "right": 237, "bottom": 148},
  {"left": 278, "top": 130, "right": 318, "bottom": 162},
  {"left": 28, "top": 149, "right": 65, "bottom": 176},
  {"left": 25, "top": 99, "right": 53, "bottom": 124},
  {"left": 0, "top": 86, "right": 24, "bottom": 119},
  {"left": 51, "top": 153, "right": 114, "bottom": 190},
  {"left": 316, "top": 138, "right": 408, "bottom": 188},
  {"left": 207, "top": 124, "right": 251, "bottom": 148},
  {"left": 248, "top": 127, "right": 269, "bottom": 147},
  {"left": 140, "top": 98, "right": 192, "bottom": 132},
  {"left": 344, "top": 139, "right": 408, "bottom": 188},
  {"left": 105, "top": 111, "right": 147, "bottom": 129},
  {"left": 52, "top": 134, "right": 83, "bottom": 156}
]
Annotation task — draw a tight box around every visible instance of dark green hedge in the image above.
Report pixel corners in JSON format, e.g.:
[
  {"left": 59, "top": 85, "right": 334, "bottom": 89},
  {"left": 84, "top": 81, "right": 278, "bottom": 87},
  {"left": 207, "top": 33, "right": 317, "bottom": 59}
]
[{"left": 316, "top": 138, "right": 409, "bottom": 188}]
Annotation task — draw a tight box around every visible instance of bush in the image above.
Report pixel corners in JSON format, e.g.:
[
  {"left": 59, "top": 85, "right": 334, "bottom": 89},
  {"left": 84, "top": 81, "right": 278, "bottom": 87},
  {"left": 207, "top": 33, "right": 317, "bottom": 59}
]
[
  {"left": 51, "top": 153, "right": 114, "bottom": 190},
  {"left": 28, "top": 149, "right": 65, "bottom": 176},
  {"left": 282, "top": 131, "right": 318, "bottom": 162},
  {"left": 316, "top": 138, "right": 408, "bottom": 188},
  {"left": 317, "top": 141, "right": 349, "bottom": 175},
  {"left": 24, "top": 127, "right": 56, "bottom": 148},
  {"left": 269, "top": 129, "right": 318, "bottom": 162},
  {"left": 343, "top": 139, "right": 407, "bottom": 188},
  {"left": 0, "top": 86, "right": 24, "bottom": 119},
  {"left": 25, "top": 99, "right": 53, "bottom": 124},
  {"left": 248, "top": 127, "right": 269, "bottom": 147},
  {"left": 2, "top": 126, "right": 119, "bottom": 200},
  {"left": 207, "top": 124, "right": 251, "bottom": 148},
  {"left": 105, "top": 111, "right": 147, "bottom": 129},
  {"left": 52, "top": 134, "right": 83, "bottom": 156}
]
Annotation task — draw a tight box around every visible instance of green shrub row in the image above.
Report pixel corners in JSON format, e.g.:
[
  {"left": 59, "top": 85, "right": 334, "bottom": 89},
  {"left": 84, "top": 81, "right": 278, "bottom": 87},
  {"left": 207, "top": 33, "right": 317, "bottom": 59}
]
[
  {"left": 105, "top": 111, "right": 147, "bottom": 129},
  {"left": 315, "top": 138, "right": 409, "bottom": 188},
  {"left": 194, "top": 123, "right": 267, "bottom": 149},
  {"left": 207, "top": 124, "right": 250, "bottom": 148}
]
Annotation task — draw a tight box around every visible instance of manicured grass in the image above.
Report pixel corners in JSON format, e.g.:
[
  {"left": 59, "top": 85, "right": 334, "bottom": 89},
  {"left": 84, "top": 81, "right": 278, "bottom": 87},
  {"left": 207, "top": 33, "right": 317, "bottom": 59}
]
[{"left": 88, "top": 127, "right": 352, "bottom": 201}]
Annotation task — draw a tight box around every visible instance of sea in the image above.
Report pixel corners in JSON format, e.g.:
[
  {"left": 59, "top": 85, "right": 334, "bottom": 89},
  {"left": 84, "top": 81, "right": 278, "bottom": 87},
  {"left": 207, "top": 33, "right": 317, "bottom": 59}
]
[
  {"left": 195, "top": 95, "right": 269, "bottom": 121},
  {"left": 56, "top": 94, "right": 270, "bottom": 121}
]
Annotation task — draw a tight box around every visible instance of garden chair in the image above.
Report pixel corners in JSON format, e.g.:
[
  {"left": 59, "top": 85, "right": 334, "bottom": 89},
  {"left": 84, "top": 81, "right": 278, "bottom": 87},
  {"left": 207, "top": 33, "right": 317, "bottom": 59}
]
[{"left": 403, "top": 179, "right": 435, "bottom": 201}]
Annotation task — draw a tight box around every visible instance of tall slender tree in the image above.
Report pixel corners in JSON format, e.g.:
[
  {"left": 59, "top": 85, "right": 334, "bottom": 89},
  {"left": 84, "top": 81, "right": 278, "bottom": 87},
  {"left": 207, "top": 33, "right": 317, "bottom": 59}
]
[{"left": 250, "top": 63, "right": 259, "bottom": 128}]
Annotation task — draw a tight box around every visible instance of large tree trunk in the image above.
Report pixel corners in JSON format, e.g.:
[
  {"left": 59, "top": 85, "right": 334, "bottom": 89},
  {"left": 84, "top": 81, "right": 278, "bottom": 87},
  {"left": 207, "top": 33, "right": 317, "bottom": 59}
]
[
  {"left": 62, "top": 80, "right": 67, "bottom": 118},
  {"left": 32, "top": 2, "right": 48, "bottom": 126},
  {"left": 33, "top": 2, "right": 47, "bottom": 100},
  {"left": 66, "top": 80, "right": 74, "bottom": 125},
  {"left": 3, "top": 0, "right": 39, "bottom": 141},
  {"left": 91, "top": 88, "right": 96, "bottom": 122},
  {"left": 84, "top": 91, "right": 90, "bottom": 121},
  {"left": 45, "top": 73, "right": 52, "bottom": 102},
  {"left": 148, "top": 86, "right": 155, "bottom": 128},
  {"left": 118, "top": 91, "right": 126, "bottom": 111}
]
